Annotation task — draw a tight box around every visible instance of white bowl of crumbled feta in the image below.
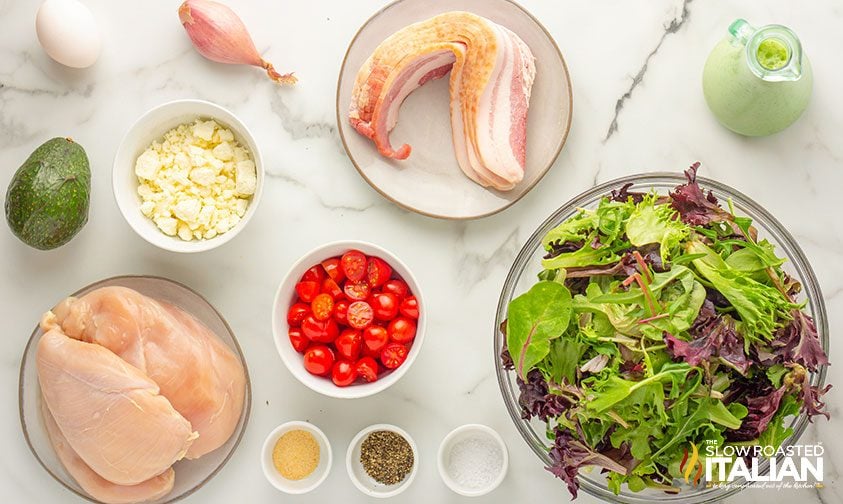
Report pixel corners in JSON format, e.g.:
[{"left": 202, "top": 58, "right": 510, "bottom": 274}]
[{"left": 113, "top": 99, "right": 263, "bottom": 252}]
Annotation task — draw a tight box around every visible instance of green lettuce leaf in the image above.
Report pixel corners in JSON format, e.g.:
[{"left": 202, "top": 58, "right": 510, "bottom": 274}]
[
  {"left": 506, "top": 281, "right": 573, "bottom": 379},
  {"left": 584, "top": 364, "right": 692, "bottom": 413},
  {"left": 625, "top": 194, "right": 690, "bottom": 261},
  {"left": 541, "top": 337, "right": 585, "bottom": 384},
  {"left": 541, "top": 241, "right": 622, "bottom": 270},
  {"left": 541, "top": 210, "right": 598, "bottom": 249},
  {"left": 687, "top": 239, "right": 797, "bottom": 342}
]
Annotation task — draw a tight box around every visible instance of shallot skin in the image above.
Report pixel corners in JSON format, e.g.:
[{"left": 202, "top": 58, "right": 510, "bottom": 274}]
[{"left": 179, "top": 0, "right": 296, "bottom": 85}]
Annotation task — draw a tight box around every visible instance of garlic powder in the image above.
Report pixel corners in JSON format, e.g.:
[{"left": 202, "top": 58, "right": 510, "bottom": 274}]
[{"left": 135, "top": 119, "right": 257, "bottom": 241}]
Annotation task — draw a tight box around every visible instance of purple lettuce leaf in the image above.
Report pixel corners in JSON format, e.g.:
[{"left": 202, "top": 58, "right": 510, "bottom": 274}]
[
  {"left": 785, "top": 364, "right": 832, "bottom": 421},
  {"left": 669, "top": 163, "right": 746, "bottom": 236},
  {"left": 768, "top": 311, "right": 829, "bottom": 371},
  {"left": 565, "top": 253, "right": 637, "bottom": 278},
  {"left": 664, "top": 300, "right": 750, "bottom": 374},
  {"left": 726, "top": 382, "right": 787, "bottom": 441},
  {"left": 801, "top": 383, "right": 832, "bottom": 421},
  {"left": 609, "top": 182, "right": 646, "bottom": 204},
  {"left": 500, "top": 335, "right": 515, "bottom": 370},
  {"left": 565, "top": 245, "right": 666, "bottom": 280},
  {"left": 546, "top": 428, "right": 628, "bottom": 499},
  {"left": 598, "top": 442, "right": 638, "bottom": 474},
  {"left": 502, "top": 329, "right": 579, "bottom": 421},
  {"left": 544, "top": 240, "right": 585, "bottom": 259},
  {"left": 517, "top": 369, "right": 577, "bottom": 421},
  {"left": 633, "top": 243, "right": 667, "bottom": 272}
]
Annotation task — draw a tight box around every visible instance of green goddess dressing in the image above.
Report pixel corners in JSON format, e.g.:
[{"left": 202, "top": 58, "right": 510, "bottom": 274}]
[{"left": 702, "top": 19, "right": 812, "bottom": 136}]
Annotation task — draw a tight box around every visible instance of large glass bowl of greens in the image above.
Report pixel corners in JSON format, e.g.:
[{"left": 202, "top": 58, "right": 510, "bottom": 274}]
[{"left": 494, "top": 168, "right": 830, "bottom": 503}]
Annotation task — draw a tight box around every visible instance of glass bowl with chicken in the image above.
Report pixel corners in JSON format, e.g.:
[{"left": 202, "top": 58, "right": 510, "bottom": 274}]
[
  {"left": 19, "top": 275, "right": 251, "bottom": 504},
  {"left": 494, "top": 166, "right": 830, "bottom": 503}
]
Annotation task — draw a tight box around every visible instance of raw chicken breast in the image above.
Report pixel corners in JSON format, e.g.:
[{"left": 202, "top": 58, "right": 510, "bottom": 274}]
[
  {"left": 348, "top": 11, "right": 536, "bottom": 191},
  {"left": 41, "top": 401, "right": 175, "bottom": 504},
  {"left": 48, "top": 286, "right": 246, "bottom": 459},
  {"left": 36, "top": 329, "right": 196, "bottom": 486}
]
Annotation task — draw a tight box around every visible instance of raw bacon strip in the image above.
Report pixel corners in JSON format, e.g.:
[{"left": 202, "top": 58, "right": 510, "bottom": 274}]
[{"left": 348, "top": 11, "right": 536, "bottom": 192}]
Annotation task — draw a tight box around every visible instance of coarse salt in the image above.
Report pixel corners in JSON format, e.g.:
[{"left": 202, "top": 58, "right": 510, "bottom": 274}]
[{"left": 446, "top": 435, "right": 503, "bottom": 490}]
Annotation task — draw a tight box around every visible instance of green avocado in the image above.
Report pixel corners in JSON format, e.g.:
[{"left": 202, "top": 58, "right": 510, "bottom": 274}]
[{"left": 5, "top": 137, "right": 91, "bottom": 250}]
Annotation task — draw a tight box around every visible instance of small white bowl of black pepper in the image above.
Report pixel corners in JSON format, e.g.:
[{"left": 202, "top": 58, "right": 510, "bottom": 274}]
[{"left": 346, "top": 424, "right": 418, "bottom": 498}]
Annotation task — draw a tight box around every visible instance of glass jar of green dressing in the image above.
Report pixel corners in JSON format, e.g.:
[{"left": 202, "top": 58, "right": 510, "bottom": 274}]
[{"left": 702, "top": 19, "right": 812, "bottom": 136}]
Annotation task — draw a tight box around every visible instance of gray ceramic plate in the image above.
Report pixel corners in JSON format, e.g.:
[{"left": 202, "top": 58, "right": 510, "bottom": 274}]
[{"left": 337, "top": 0, "right": 573, "bottom": 219}]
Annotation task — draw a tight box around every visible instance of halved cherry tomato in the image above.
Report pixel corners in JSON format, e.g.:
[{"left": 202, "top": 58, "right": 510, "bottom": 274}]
[
  {"left": 341, "top": 250, "right": 367, "bottom": 282},
  {"left": 302, "top": 315, "right": 339, "bottom": 343},
  {"left": 331, "top": 360, "right": 357, "bottom": 387},
  {"left": 303, "top": 345, "right": 334, "bottom": 376},
  {"left": 344, "top": 281, "right": 370, "bottom": 301},
  {"left": 371, "top": 292, "right": 399, "bottom": 321},
  {"left": 311, "top": 293, "right": 334, "bottom": 321},
  {"left": 362, "top": 343, "right": 382, "bottom": 359},
  {"left": 335, "top": 329, "right": 362, "bottom": 361},
  {"left": 288, "top": 328, "right": 309, "bottom": 353},
  {"left": 334, "top": 300, "right": 350, "bottom": 325},
  {"left": 367, "top": 257, "right": 393, "bottom": 288},
  {"left": 380, "top": 343, "right": 408, "bottom": 369},
  {"left": 322, "top": 278, "right": 344, "bottom": 299},
  {"left": 388, "top": 317, "right": 416, "bottom": 344},
  {"left": 355, "top": 357, "right": 379, "bottom": 382},
  {"left": 363, "top": 325, "right": 389, "bottom": 353},
  {"left": 399, "top": 296, "right": 419, "bottom": 319},
  {"left": 347, "top": 301, "right": 374, "bottom": 329},
  {"left": 287, "top": 303, "right": 311, "bottom": 326},
  {"left": 382, "top": 279, "right": 409, "bottom": 300},
  {"left": 302, "top": 265, "right": 326, "bottom": 284},
  {"left": 295, "top": 281, "right": 320, "bottom": 303},
  {"left": 321, "top": 257, "right": 345, "bottom": 282}
]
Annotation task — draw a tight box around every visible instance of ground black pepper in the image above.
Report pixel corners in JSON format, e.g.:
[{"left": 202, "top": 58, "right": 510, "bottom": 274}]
[{"left": 359, "top": 430, "right": 414, "bottom": 485}]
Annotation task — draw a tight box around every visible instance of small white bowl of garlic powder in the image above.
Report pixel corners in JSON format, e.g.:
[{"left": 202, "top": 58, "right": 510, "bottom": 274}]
[{"left": 113, "top": 99, "right": 263, "bottom": 253}]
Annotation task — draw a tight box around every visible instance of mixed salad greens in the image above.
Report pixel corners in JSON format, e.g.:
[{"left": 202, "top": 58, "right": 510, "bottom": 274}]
[{"left": 501, "top": 164, "right": 831, "bottom": 497}]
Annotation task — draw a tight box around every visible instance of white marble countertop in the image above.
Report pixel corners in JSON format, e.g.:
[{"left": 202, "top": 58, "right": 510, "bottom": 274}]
[{"left": 1, "top": 0, "right": 841, "bottom": 503}]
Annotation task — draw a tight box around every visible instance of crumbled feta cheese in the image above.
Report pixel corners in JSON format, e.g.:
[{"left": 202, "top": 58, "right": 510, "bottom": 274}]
[
  {"left": 218, "top": 129, "right": 234, "bottom": 142},
  {"left": 154, "top": 217, "right": 178, "bottom": 236},
  {"left": 174, "top": 152, "right": 190, "bottom": 170},
  {"left": 190, "top": 167, "right": 216, "bottom": 186},
  {"left": 235, "top": 198, "right": 249, "bottom": 217},
  {"left": 173, "top": 198, "right": 201, "bottom": 223},
  {"left": 212, "top": 142, "right": 233, "bottom": 161},
  {"left": 233, "top": 147, "right": 249, "bottom": 162},
  {"left": 135, "top": 150, "right": 161, "bottom": 179},
  {"left": 192, "top": 120, "right": 217, "bottom": 141},
  {"left": 234, "top": 160, "right": 257, "bottom": 196},
  {"left": 137, "top": 184, "right": 155, "bottom": 199},
  {"left": 215, "top": 216, "right": 231, "bottom": 234},
  {"left": 140, "top": 201, "right": 155, "bottom": 217},
  {"left": 177, "top": 222, "right": 193, "bottom": 241},
  {"left": 135, "top": 119, "right": 255, "bottom": 241}
]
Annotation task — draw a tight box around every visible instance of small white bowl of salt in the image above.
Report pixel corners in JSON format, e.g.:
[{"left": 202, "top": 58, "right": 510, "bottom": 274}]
[{"left": 437, "top": 424, "right": 509, "bottom": 497}]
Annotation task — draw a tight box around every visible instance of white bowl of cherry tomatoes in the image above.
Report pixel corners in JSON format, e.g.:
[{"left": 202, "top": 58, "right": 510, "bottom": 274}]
[{"left": 272, "top": 241, "right": 424, "bottom": 399}]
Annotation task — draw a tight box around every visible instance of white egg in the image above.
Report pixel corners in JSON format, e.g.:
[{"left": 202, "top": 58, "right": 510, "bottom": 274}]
[{"left": 35, "top": 0, "right": 101, "bottom": 68}]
